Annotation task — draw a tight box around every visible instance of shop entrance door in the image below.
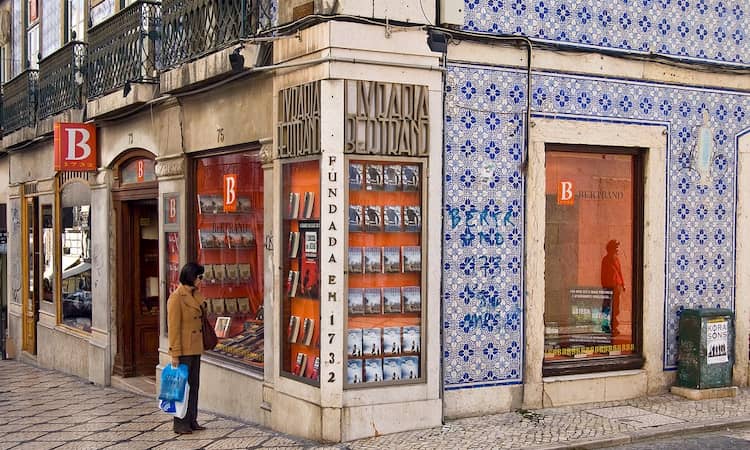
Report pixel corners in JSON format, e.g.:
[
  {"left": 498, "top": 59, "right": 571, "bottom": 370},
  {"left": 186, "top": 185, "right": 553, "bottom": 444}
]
[
  {"left": 22, "top": 197, "right": 39, "bottom": 355},
  {"left": 113, "top": 199, "right": 159, "bottom": 376}
]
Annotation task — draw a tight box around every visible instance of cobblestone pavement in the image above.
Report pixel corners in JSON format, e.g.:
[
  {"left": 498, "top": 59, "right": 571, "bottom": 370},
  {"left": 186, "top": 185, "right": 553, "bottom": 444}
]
[{"left": 4, "top": 359, "right": 750, "bottom": 449}]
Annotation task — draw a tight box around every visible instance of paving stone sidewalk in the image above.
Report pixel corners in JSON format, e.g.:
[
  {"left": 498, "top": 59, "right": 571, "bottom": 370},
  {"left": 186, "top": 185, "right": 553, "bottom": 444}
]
[{"left": 3, "top": 359, "right": 750, "bottom": 449}]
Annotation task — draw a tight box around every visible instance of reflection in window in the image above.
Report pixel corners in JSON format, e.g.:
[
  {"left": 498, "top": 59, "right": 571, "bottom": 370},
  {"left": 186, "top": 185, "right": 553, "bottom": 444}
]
[
  {"left": 42, "top": 204, "right": 53, "bottom": 302},
  {"left": 60, "top": 182, "right": 92, "bottom": 332}
]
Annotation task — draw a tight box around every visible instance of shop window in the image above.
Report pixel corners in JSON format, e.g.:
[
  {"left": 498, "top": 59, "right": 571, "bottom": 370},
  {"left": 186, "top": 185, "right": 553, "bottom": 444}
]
[
  {"left": 60, "top": 181, "right": 92, "bottom": 332},
  {"left": 120, "top": 158, "right": 156, "bottom": 185},
  {"left": 194, "top": 152, "right": 264, "bottom": 369},
  {"left": 41, "top": 204, "right": 53, "bottom": 303},
  {"left": 543, "top": 146, "right": 643, "bottom": 374}
]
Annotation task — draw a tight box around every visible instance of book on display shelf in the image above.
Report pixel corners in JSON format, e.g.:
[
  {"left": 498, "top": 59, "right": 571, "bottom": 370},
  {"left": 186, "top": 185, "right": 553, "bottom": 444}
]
[
  {"left": 364, "top": 247, "right": 382, "bottom": 274},
  {"left": 310, "top": 356, "right": 321, "bottom": 380},
  {"left": 383, "top": 247, "right": 401, "bottom": 273},
  {"left": 348, "top": 247, "right": 363, "bottom": 273},
  {"left": 364, "top": 359, "right": 384, "bottom": 382},
  {"left": 237, "top": 297, "right": 250, "bottom": 313},
  {"left": 213, "top": 264, "right": 227, "bottom": 282},
  {"left": 383, "top": 357, "right": 401, "bottom": 381},
  {"left": 302, "top": 192, "right": 315, "bottom": 219},
  {"left": 303, "top": 230, "right": 318, "bottom": 256},
  {"left": 402, "top": 325, "right": 421, "bottom": 353},
  {"left": 382, "top": 327, "right": 401, "bottom": 354},
  {"left": 349, "top": 205, "right": 363, "bottom": 232},
  {"left": 237, "top": 196, "right": 252, "bottom": 213},
  {"left": 287, "top": 315, "right": 301, "bottom": 344},
  {"left": 203, "top": 264, "right": 215, "bottom": 282},
  {"left": 211, "top": 298, "right": 226, "bottom": 314},
  {"left": 383, "top": 205, "right": 402, "bottom": 232},
  {"left": 300, "top": 251, "right": 319, "bottom": 298},
  {"left": 365, "top": 164, "right": 383, "bottom": 191},
  {"left": 402, "top": 165, "right": 420, "bottom": 191},
  {"left": 214, "top": 316, "right": 231, "bottom": 338},
  {"left": 199, "top": 230, "right": 226, "bottom": 249},
  {"left": 363, "top": 288, "right": 382, "bottom": 315},
  {"left": 403, "top": 286, "right": 421, "bottom": 313},
  {"left": 302, "top": 318, "right": 315, "bottom": 346},
  {"left": 288, "top": 192, "right": 300, "bottom": 219},
  {"left": 349, "top": 163, "right": 363, "bottom": 191},
  {"left": 225, "top": 264, "right": 239, "bottom": 282},
  {"left": 197, "top": 194, "right": 221, "bottom": 214},
  {"left": 238, "top": 264, "right": 252, "bottom": 281},
  {"left": 224, "top": 298, "right": 239, "bottom": 314},
  {"left": 348, "top": 288, "right": 365, "bottom": 315},
  {"left": 400, "top": 356, "right": 419, "bottom": 380},
  {"left": 404, "top": 206, "right": 421, "bottom": 232},
  {"left": 286, "top": 270, "right": 300, "bottom": 297},
  {"left": 362, "top": 328, "right": 382, "bottom": 356},
  {"left": 384, "top": 165, "right": 402, "bottom": 192},
  {"left": 347, "top": 328, "right": 363, "bottom": 357},
  {"left": 347, "top": 359, "right": 363, "bottom": 384},
  {"left": 364, "top": 205, "right": 382, "bottom": 232},
  {"left": 402, "top": 246, "right": 421, "bottom": 272},
  {"left": 294, "top": 352, "right": 308, "bottom": 377},
  {"left": 382, "top": 287, "right": 402, "bottom": 313},
  {"left": 288, "top": 232, "right": 300, "bottom": 259},
  {"left": 229, "top": 231, "right": 255, "bottom": 248}
]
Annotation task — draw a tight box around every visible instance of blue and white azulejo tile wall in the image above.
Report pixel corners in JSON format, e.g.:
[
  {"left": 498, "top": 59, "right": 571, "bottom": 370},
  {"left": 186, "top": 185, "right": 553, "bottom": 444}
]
[
  {"left": 443, "top": 63, "right": 750, "bottom": 389},
  {"left": 463, "top": 0, "right": 748, "bottom": 65}
]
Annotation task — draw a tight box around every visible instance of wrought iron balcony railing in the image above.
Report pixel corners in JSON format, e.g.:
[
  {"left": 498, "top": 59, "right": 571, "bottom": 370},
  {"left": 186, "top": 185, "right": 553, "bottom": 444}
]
[
  {"left": 161, "top": 0, "right": 274, "bottom": 69},
  {"left": 87, "top": 0, "right": 161, "bottom": 99},
  {"left": 38, "top": 41, "right": 87, "bottom": 119},
  {"left": 2, "top": 70, "right": 38, "bottom": 136}
]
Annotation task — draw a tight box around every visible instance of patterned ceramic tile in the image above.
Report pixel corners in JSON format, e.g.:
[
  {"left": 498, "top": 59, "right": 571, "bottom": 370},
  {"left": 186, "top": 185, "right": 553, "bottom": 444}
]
[
  {"left": 463, "top": 0, "right": 749, "bottom": 66},
  {"left": 443, "top": 63, "right": 750, "bottom": 389}
]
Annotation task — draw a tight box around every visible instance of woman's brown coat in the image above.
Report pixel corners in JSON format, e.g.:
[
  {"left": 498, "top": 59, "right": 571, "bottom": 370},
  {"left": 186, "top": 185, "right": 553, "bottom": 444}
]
[{"left": 167, "top": 284, "right": 205, "bottom": 357}]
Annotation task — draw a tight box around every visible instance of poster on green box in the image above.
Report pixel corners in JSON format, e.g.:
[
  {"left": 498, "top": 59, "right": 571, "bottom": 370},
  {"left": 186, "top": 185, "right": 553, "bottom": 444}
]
[{"left": 706, "top": 319, "right": 728, "bottom": 365}]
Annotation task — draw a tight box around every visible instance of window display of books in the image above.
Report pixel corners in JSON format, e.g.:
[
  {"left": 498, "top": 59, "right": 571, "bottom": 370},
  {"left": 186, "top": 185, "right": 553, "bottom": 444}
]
[{"left": 346, "top": 159, "right": 424, "bottom": 386}]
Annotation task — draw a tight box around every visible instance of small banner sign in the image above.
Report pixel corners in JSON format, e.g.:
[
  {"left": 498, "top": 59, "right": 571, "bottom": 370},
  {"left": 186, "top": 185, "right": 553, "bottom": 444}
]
[
  {"left": 54, "top": 123, "right": 97, "bottom": 171},
  {"left": 223, "top": 174, "right": 238, "bottom": 212}
]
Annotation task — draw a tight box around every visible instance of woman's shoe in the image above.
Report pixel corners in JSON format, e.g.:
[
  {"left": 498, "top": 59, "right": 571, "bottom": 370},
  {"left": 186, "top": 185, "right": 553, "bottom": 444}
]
[
  {"left": 174, "top": 428, "right": 193, "bottom": 435},
  {"left": 191, "top": 424, "right": 206, "bottom": 431}
]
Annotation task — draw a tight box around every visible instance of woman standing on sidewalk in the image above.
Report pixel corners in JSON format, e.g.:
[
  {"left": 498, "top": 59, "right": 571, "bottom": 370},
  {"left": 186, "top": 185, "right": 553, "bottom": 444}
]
[{"left": 167, "top": 262, "right": 207, "bottom": 434}]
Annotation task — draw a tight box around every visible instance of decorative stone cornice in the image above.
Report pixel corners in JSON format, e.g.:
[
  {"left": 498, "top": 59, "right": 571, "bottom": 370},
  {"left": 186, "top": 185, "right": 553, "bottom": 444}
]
[
  {"left": 259, "top": 140, "right": 274, "bottom": 165},
  {"left": 155, "top": 155, "right": 184, "bottom": 178}
]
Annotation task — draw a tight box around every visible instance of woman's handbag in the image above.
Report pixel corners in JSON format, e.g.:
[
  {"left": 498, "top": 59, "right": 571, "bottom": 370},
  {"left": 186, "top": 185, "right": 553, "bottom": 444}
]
[{"left": 202, "top": 305, "right": 218, "bottom": 351}]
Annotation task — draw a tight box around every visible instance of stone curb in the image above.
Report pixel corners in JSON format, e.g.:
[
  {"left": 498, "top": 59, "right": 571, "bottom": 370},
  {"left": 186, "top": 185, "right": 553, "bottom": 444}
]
[{"left": 533, "top": 416, "right": 750, "bottom": 449}]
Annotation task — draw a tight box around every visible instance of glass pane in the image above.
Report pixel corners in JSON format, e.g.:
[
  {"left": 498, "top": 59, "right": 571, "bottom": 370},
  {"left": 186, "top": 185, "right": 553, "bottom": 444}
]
[
  {"left": 61, "top": 182, "right": 92, "bottom": 332},
  {"left": 544, "top": 151, "right": 634, "bottom": 363},
  {"left": 41, "top": 204, "right": 53, "bottom": 302},
  {"left": 120, "top": 158, "right": 156, "bottom": 184},
  {"left": 27, "top": 202, "right": 34, "bottom": 301},
  {"left": 195, "top": 153, "right": 264, "bottom": 369}
]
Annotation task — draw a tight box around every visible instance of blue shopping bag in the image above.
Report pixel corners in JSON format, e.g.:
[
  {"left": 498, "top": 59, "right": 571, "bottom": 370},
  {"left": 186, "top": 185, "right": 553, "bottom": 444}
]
[
  {"left": 158, "top": 382, "right": 189, "bottom": 419},
  {"left": 158, "top": 363, "right": 188, "bottom": 402}
]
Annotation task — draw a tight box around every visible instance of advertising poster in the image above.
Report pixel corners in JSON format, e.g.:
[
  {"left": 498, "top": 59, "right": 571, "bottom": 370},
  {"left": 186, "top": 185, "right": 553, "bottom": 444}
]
[{"left": 706, "top": 319, "right": 729, "bottom": 365}]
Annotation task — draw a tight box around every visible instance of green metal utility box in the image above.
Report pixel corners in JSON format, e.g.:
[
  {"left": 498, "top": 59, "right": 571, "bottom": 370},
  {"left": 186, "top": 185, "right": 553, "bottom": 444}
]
[{"left": 677, "top": 308, "right": 734, "bottom": 389}]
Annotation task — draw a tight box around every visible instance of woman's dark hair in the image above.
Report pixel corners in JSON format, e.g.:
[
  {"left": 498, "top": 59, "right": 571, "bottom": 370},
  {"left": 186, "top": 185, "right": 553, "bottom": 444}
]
[{"left": 179, "top": 262, "right": 205, "bottom": 286}]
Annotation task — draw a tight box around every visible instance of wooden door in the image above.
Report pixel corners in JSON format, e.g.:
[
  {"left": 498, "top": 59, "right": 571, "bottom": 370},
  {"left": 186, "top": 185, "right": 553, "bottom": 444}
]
[{"left": 22, "top": 198, "right": 39, "bottom": 354}]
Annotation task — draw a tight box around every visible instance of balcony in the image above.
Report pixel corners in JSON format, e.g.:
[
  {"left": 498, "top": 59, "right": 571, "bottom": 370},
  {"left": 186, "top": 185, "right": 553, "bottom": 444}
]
[
  {"left": 2, "top": 70, "right": 38, "bottom": 138},
  {"left": 87, "top": 0, "right": 161, "bottom": 103},
  {"left": 38, "top": 41, "right": 87, "bottom": 121}
]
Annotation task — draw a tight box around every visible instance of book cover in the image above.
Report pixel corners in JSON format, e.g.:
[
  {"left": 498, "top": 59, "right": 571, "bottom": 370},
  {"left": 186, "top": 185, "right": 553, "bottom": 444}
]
[
  {"left": 302, "top": 192, "right": 315, "bottom": 219},
  {"left": 211, "top": 298, "right": 226, "bottom": 314},
  {"left": 347, "top": 359, "right": 363, "bottom": 384},
  {"left": 402, "top": 246, "right": 422, "bottom": 272},
  {"left": 347, "top": 328, "right": 363, "bottom": 357},
  {"left": 349, "top": 205, "right": 363, "bottom": 232},
  {"left": 402, "top": 165, "right": 420, "bottom": 191},
  {"left": 302, "top": 318, "right": 315, "bottom": 346},
  {"left": 400, "top": 356, "right": 419, "bottom": 380},
  {"left": 402, "top": 325, "right": 421, "bottom": 353},
  {"left": 384, "top": 164, "right": 402, "bottom": 192},
  {"left": 225, "top": 264, "right": 239, "bottom": 282},
  {"left": 303, "top": 230, "right": 318, "bottom": 257},
  {"left": 364, "top": 205, "right": 382, "bottom": 232},
  {"left": 287, "top": 315, "right": 301, "bottom": 343},
  {"left": 403, "top": 286, "right": 422, "bottom": 313},
  {"left": 197, "top": 194, "right": 220, "bottom": 214},
  {"left": 238, "top": 263, "right": 252, "bottom": 281},
  {"left": 288, "top": 192, "right": 300, "bottom": 219},
  {"left": 348, "top": 247, "right": 363, "bottom": 273},
  {"left": 300, "top": 251, "right": 319, "bottom": 298},
  {"left": 294, "top": 352, "right": 308, "bottom": 377},
  {"left": 214, "top": 264, "right": 227, "bottom": 282},
  {"left": 382, "top": 287, "right": 402, "bottom": 313},
  {"left": 214, "top": 316, "right": 231, "bottom": 338},
  {"left": 310, "top": 356, "right": 321, "bottom": 381},
  {"left": 382, "top": 327, "right": 402, "bottom": 354},
  {"left": 383, "top": 205, "right": 402, "bottom": 232},
  {"left": 363, "top": 288, "right": 382, "bottom": 315},
  {"left": 228, "top": 231, "right": 254, "bottom": 248},
  {"left": 348, "top": 288, "right": 365, "bottom": 315},
  {"left": 362, "top": 328, "right": 382, "bottom": 356},
  {"left": 365, "top": 164, "right": 383, "bottom": 191},
  {"left": 224, "top": 298, "right": 239, "bottom": 314},
  {"left": 364, "top": 247, "right": 382, "bottom": 273},
  {"left": 288, "top": 231, "right": 300, "bottom": 258},
  {"left": 404, "top": 206, "right": 421, "bottom": 232},
  {"left": 237, "top": 196, "right": 252, "bottom": 213},
  {"left": 349, "top": 163, "right": 363, "bottom": 190},
  {"left": 383, "top": 357, "right": 402, "bottom": 381},
  {"left": 199, "top": 230, "right": 224, "bottom": 249},
  {"left": 236, "top": 297, "right": 250, "bottom": 313},
  {"left": 286, "top": 270, "right": 300, "bottom": 298},
  {"left": 364, "top": 359, "right": 384, "bottom": 383},
  {"left": 203, "top": 264, "right": 216, "bottom": 282},
  {"left": 383, "top": 247, "right": 401, "bottom": 273}
]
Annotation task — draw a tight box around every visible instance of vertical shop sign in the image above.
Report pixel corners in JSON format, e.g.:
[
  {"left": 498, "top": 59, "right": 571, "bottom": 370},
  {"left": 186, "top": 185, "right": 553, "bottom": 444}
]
[
  {"left": 164, "top": 193, "right": 179, "bottom": 225},
  {"left": 53, "top": 123, "right": 97, "bottom": 171},
  {"left": 223, "top": 174, "right": 238, "bottom": 212},
  {"left": 557, "top": 180, "right": 574, "bottom": 205},
  {"left": 136, "top": 160, "right": 145, "bottom": 182},
  {"left": 277, "top": 81, "right": 321, "bottom": 158}
]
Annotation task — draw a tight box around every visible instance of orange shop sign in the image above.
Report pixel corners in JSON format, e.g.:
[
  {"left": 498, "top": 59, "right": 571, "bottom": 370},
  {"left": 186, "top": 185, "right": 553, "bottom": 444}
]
[
  {"left": 223, "top": 174, "right": 238, "bottom": 212},
  {"left": 54, "top": 123, "right": 97, "bottom": 171},
  {"left": 557, "top": 180, "right": 574, "bottom": 205}
]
